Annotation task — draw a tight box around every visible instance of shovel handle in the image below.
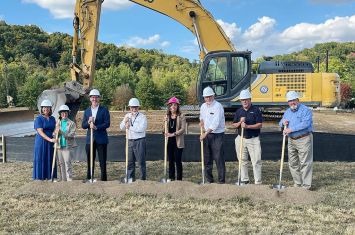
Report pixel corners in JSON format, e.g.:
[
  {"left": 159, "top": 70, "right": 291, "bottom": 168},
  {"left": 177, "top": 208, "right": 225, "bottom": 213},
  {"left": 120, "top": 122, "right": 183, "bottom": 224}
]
[
  {"left": 51, "top": 120, "right": 60, "bottom": 182},
  {"left": 125, "top": 128, "right": 129, "bottom": 182},
  {"left": 90, "top": 126, "right": 94, "bottom": 183},
  {"left": 200, "top": 126, "right": 205, "bottom": 184},
  {"left": 237, "top": 127, "right": 244, "bottom": 185},
  {"left": 278, "top": 124, "right": 288, "bottom": 188},
  {"left": 164, "top": 120, "right": 168, "bottom": 180}
]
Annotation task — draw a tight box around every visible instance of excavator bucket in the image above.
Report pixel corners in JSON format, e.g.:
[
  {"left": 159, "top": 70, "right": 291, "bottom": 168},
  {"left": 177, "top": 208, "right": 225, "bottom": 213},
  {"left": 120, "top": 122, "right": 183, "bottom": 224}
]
[{"left": 37, "top": 85, "right": 83, "bottom": 120}]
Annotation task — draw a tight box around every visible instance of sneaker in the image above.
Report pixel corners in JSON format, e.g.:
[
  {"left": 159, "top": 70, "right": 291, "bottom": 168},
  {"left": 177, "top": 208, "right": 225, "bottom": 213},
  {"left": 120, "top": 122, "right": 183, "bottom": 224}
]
[
  {"left": 302, "top": 185, "right": 311, "bottom": 190},
  {"left": 293, "top": 183, "right": 302, "bottom": 187},
  {"left": 83, "top": 178, "right": 97, "bottom": 183},
  {"left": 255, "top": 181, "right": 262, "bottom": 185},
  {"left": 67, "top": 178, "right": 73, "bottom": 182}
]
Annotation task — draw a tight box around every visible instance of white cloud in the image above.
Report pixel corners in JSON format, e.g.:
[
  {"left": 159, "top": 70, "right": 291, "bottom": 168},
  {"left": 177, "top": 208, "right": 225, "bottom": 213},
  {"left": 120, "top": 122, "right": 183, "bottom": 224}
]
[
  {"left": 160, "top": 41, "right": 170, "bottom": 47},
  {"left": 243, "top": 16, "right": 276, "bottom": 40},
  {"left": 22, "top": 0, "right": 131, "bottom": 19},
  {"left": 126, "top": 34, "right": 160, "bottom": 47},
  {"left": 181, "top": 14, "right": 355, "bottom": 60},
  {"left": 216, "top": 19, "right": 241, "bottom": 41}
]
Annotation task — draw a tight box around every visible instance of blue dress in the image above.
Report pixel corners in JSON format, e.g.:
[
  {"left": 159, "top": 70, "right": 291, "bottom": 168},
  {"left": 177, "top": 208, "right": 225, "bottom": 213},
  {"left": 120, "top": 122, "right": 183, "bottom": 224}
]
[{"left": 33, "top": 115, "right": 57, "bottom": 180}]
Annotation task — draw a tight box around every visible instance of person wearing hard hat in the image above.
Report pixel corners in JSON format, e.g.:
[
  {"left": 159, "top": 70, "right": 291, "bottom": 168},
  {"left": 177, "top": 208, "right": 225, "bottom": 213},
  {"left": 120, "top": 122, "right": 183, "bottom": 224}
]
[
  {"left": 199, "top": 87, "right": 226, "bottom": 184},
  {"left": 120, "top": 98, "right": 148, "bottom": 181},
  {"left": 279, "top": 91, "right": 313, "bottom": 190},
  {"left": 232, "top": 89, "right": 263, "bottom": 185},
  {"left": 54, "top": 105, "right": 77, "bottom": 181},
  {"left": 33, "top": 99, "right": 58, "bottom": 180},
  {"left": 164, "top": 96, "right": 186, "bottom": 181},
  {"left": 82, "top": 89, "right": 110, "bottom": 182}
]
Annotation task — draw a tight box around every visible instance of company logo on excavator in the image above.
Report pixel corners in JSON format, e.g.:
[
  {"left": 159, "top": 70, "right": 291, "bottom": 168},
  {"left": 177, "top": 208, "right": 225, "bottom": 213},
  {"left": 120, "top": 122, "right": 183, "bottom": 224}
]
[{"left": 144, "top": 0, "right": 154, "bottom": 3}]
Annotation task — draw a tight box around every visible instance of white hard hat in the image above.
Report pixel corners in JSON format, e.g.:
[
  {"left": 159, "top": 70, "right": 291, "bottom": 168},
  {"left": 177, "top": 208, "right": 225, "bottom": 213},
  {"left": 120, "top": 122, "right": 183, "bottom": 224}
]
[
  {"left": 89, "top": 89, "right": 100, "bottom": 97},
  {"left": 286, "top": 91, "right": 299, "bottom": 101},
  {"left": 239, "top": 89, "right": 252, "bottom": 99},
  {"left": 202, "top": 87, "right": 215, "bottom": 97},
  {"left": 58, "top": 104, "right": 70, "bottom": 113},
  {"left": 40, "top": 99, "right": 52, "bottom": 107},
  {"left": 128, "top": 98, "right": 140, "bottom": 107}
]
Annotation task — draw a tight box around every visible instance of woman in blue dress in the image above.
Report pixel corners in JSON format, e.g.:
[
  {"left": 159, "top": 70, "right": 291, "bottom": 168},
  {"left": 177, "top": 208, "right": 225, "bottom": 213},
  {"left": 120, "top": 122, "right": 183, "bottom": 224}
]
[{"left": 33, "top": 99, "right": 57, "bottom": 180}]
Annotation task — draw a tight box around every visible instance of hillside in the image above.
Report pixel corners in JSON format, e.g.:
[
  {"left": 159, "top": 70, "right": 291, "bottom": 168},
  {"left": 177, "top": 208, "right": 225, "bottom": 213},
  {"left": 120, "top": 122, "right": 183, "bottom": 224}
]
[
  {"left": 0, "top": 21, "right": 199, "bottom": 109},
  {"left": 0, "top": 21, "right": 354, "bottom": 109}
]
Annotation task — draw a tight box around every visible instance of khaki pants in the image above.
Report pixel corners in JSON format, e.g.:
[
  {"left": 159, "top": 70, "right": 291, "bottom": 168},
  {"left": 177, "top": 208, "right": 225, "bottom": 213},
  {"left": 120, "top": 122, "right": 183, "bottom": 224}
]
[
  {"left": 235, "top": 136, "right": 262, "bottom": 184},
  {"left": 288, "top": 134, "right": 313, "bottom": 187},
  {"left": 57, "top": 149, "right": 73, "bottom": 181}
]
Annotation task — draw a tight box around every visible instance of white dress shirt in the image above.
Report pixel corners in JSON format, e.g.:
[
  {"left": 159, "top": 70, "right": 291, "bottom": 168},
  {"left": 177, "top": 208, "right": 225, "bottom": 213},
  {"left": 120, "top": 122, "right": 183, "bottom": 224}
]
[
  {"left": 120, "top": 112, "right": 147, "bottom": 139},
  {"left": 91, "top": 105, "right": 99, "bottom": 121},
  {"left": 200, "top": 100, "right": 225, "bottom": 133}
]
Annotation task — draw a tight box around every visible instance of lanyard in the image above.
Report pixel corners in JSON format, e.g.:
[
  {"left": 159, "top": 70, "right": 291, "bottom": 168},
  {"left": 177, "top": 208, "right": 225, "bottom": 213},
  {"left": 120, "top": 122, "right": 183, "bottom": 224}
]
[{"left": 130, "top": 112, "right": 139, "bottom": 126}]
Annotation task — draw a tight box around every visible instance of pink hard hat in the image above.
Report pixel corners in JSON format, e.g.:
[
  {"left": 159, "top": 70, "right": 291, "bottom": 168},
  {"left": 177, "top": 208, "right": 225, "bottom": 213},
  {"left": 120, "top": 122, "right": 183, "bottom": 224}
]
[{"left": 168, "top": 96, "right": 180, "bottom": 105}]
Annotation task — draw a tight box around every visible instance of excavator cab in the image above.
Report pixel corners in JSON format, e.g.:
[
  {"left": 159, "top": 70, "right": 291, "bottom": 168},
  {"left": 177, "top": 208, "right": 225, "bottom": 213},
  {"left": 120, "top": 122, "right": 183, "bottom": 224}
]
[{"left": 198, "top": 51, "right": 252, "bottom": 109}]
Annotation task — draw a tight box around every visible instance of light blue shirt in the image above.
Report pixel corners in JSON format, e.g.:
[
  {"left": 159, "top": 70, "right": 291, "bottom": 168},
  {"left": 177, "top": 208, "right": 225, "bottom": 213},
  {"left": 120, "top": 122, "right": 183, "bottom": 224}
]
[{"left": 279, "top": 103, "right": 313, "bottom": 138}]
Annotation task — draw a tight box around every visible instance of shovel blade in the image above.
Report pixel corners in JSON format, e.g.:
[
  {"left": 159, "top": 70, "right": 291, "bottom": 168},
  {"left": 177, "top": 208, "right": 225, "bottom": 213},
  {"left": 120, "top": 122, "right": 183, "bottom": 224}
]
[
  {"left": 120, "top": 177, "right": 133, "bottom": 184},
  {"left": 160, "top": 178, "right": 171, "bottom": 183},
  {"left": 272, "top": 184, "right": 286, "bottom": 190}
]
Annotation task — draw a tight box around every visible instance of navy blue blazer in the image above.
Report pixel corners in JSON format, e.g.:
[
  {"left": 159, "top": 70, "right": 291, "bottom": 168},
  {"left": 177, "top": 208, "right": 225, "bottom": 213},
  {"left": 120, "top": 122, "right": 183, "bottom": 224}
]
[{"left": 82, "top": 106, "right": 110, "bottom": 144}]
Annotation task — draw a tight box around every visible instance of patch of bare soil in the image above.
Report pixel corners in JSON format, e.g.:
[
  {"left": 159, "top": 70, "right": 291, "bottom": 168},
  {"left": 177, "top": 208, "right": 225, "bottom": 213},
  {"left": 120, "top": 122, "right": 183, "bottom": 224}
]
[{"left": 19, "top": 180, "right": 324, "bottom": 205}]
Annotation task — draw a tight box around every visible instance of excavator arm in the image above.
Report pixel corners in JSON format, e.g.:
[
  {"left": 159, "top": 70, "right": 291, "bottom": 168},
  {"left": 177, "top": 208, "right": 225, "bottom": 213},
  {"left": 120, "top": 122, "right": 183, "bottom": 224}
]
[
  {"left": 71, "top": 0, "right": 102, "bottom": 89},
  {"left": 130, "top": 0, "right": 235, "bottom": 60},
  {"left": 37, "top": 0, "right": 103, "bottom": 118}
]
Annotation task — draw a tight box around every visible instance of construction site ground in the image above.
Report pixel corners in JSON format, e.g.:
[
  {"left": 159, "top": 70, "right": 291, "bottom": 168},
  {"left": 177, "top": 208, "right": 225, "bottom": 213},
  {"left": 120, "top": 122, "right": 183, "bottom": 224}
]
[{"left": 74, "top": 110, "right": 355, "bottom": 136}]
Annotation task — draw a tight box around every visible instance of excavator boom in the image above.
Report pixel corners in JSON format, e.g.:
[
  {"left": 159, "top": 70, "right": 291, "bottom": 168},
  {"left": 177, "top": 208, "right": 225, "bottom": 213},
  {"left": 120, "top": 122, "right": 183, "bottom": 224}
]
[
  {"left": 37, "top": 0, "right": 103, "bottom": 119},
  {"left": 130, "top": 0, "right": 235, "bottom": 60}
]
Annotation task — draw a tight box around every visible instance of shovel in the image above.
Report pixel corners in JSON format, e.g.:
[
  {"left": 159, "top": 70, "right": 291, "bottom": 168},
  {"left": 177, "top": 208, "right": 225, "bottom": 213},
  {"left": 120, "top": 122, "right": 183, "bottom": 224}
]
[
  {"left": 160, "top": 119, "right": 169, "bottom": 183},
  {"left": 121, "top": 127, "right": 133, "bottom": 184},
  {"left": 273, "top": 124, "right": 288, "bottom": 191},
  {"left": 199, "top": 126, "right": 205, "bottom": 185},
  {"left": 51, "top": 120, "right": 60, "bottom": 182},
  {"left": 87, "top": 117, "right": 98, "bottom": 183},
  {"left": 236, "top": 126, "right": 245, "bottom": 186}
]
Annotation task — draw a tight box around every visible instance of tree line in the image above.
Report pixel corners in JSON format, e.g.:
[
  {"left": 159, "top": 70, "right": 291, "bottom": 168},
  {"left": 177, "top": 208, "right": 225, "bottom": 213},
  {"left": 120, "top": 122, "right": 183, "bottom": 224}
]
[
  {"left": 0, "top": 21, "right": 354, "bottom": 109},
  {"left": 0, "top": 21, "right": 199, "bottom": 110}
]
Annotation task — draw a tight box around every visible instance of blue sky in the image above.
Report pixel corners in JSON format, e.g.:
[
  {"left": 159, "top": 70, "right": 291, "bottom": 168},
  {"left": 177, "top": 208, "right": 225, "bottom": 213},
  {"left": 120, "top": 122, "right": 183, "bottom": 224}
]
[{"left": 0, "top": 0, "right": 354, "bottom": 60}]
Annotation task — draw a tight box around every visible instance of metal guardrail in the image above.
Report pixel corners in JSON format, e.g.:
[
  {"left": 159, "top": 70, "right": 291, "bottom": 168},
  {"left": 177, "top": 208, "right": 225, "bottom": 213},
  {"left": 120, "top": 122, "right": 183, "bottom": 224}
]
[{"left": 0, "top": 134, "right": 6, "bottom": 163}]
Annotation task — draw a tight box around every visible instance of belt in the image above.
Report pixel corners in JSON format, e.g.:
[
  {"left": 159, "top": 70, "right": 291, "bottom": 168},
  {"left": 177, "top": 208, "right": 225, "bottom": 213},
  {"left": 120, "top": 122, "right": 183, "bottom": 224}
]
[
  {"left": 290, "top": 132, "right": 310, "bottom": 140},
  {"left": 239, "top": 134, "right": 259, "bottom": 139},
  {"left": 129, "top": 137, "right": 145, "bottom": 141}
]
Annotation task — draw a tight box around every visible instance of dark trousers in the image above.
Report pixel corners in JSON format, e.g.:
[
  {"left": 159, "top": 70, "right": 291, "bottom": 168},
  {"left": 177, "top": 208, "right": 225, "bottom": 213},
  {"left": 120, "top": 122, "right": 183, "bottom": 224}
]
[
  {"left": 128, "top": 138, "right": 146, "bottom": 180},
  {"left": 167, "top": 137, "right": 183, "bottom": 180},
  {"left": 85, "top": 142, "right": 107, "bottom": 181},
  {"left": 204, "top": 133, "right": 225, "bottom": 183}
]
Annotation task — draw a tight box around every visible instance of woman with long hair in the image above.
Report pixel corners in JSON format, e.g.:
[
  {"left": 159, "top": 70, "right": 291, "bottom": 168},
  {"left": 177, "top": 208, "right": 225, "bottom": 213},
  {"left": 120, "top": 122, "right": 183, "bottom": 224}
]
[
  {"left": 33, "top": 99, "right": 57, "bottom": 180},
  {"left": 165, "top": 97, "right": 186, "bottom": 181}
]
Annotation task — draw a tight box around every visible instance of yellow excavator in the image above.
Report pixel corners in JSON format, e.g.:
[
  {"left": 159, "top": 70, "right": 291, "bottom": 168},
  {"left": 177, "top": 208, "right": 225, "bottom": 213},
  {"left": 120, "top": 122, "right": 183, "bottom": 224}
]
[{"left": 38, "top": 0, "right": 340, "bottom": 117}]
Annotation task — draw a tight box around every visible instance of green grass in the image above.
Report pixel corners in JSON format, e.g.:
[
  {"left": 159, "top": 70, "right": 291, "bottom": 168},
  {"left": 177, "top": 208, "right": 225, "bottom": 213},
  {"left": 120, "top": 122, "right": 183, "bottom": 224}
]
[{"left": 0, "top": 161, "right": 354, "bottom": 234}]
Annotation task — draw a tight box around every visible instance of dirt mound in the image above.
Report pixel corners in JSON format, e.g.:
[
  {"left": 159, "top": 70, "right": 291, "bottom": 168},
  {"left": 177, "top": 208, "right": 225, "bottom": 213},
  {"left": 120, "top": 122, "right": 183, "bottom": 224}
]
[{"left": 19, "top": 180, "right": 324, "bottom": 205}]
